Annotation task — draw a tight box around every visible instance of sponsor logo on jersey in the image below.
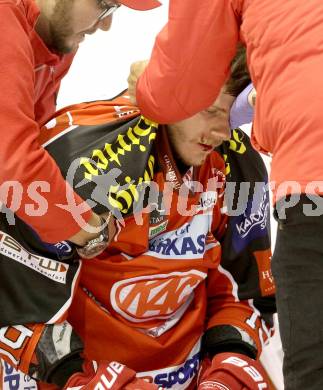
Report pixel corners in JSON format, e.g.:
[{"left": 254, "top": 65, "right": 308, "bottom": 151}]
[
  {"left": 149, "top": 192, "right": 168, "bottom": 238},
  {"left": 235, "top": 198, "right": 268, "bottom": 238},
  {"left": 1, "top": 360, "right": 37, "bottom": 390},
  {"left": 155, "top": 352, "right": 200, "bottom": 389},
  {"left": 221, "top": 356, "right": 268, "bottom": 389},
  {"left": 231, "top": 187, "right": 269, "bottom": 252},
  {"left": 146, "top": 214, "right": 217, "bottom": 260},
  {"left": 42, "top": 240, "right": 73, "bottom": 260},
  {"left": 149, "top": 233, "right": 206, "bottom": 258},
  {"left": 254, "top": 249, "right": 275, "bottom": 296},
  {"left": 138, "top": 341, "right": 201, "bottom": 389},
  {"left": 54, "top": 241, "right": 72, "bottom": 252},
  {"left": 196, "top": 191, "right": 217, "bottom": 212},
  {"left": 110, "top": 270, "right": 206, "bottom": 323},
  {"left": 0, "top": 231, "right": 68, "bottom": 283},
  {"left": 93, "top": 361, "right": 125, "bottom": 390},
  {"left": 149, "top": 221, "right": 168, "bottom": 239},
  {"left": 79, "top": 116, "right": 157, "bottom": 215},
  {"left": 164, "top": 154, "right": 181, "bottom": 190}
]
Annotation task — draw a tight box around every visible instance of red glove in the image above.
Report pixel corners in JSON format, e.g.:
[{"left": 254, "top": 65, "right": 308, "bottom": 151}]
[
  {"left": 63, "top": 360, "right": 159, "bottom": 390},
  {"left": 197, "top": 353, "right": 269, "bottom": 390}
]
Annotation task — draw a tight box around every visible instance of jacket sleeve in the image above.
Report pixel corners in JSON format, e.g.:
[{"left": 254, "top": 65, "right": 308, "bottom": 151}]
[
  {"left": 0, "top": 4, "right": 91, "bottom": 243},
  {"left": 136, "top": 0, "right": 241, "bottom": 123}
]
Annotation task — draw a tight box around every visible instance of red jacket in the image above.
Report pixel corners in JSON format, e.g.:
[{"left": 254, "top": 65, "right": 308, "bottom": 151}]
[
  {"left": 0, "top": 0, "right": 91, "bottom": 242},
  {"left": 137, "top": 0, "right": 323, "bottom": 200}
]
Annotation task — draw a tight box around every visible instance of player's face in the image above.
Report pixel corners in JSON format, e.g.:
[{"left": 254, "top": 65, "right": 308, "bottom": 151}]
[
  {"left": 167, "top": 90, "right": 235, "bottom": 167},
  {"left": 45, "top": 0, "right": 117, "bottom": 53}
]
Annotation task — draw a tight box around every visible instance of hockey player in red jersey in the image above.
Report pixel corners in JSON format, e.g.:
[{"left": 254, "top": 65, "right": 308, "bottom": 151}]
[
  {"left": 0, "top": 49, "right": 275, "bottom": 389},
  {"left": 64, "top": 97, "right": 274, "bottom": 390}
]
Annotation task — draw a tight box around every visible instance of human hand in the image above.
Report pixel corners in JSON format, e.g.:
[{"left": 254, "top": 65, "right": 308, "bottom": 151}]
[
  {"left": 64, "top": 360, "right": 159, "bottom": 390},
  {"left": 197, "top": 353, "right": 270, "bottom": 390},
  {"left": 127, "top": 60, "right": 149, "bottom": 105},
  {"left": 68, "top": 212, "right": 116, "bottom": 259},
  {"left": 68, "top": 212, "right": 105, "bottom": 246}
]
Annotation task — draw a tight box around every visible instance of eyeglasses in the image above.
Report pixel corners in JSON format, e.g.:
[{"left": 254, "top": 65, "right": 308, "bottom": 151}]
[{"left": 96, "top": 0, "right": 120, "bottom": 21}]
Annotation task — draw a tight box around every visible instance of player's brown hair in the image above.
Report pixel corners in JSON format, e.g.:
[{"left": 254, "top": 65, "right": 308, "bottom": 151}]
[{"left": 225, "top": 45, "right": 251, "bottom": 97}]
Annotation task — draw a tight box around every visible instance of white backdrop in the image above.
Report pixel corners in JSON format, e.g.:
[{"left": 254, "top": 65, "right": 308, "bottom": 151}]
[
  {"left": 57, "top": 5, "right": 283, "bottom": 389},
  {"left": 57, "top": 4, "right": 169, "bottom": 107}
]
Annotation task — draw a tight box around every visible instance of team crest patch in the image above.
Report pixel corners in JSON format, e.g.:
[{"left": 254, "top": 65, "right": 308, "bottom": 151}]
[{"left": 110, "top": 270, "right": 206, "bottom": 323}]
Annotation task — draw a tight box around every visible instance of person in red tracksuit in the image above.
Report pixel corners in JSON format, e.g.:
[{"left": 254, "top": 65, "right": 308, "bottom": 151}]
[
  {"left": 0, "top": 0, "right": 159, "bottom": 387},
  {"left": 0, "top": 0, "right": 160, "bottom": 272},
  {"left": 127, "top": 1, "right": 323, "bottom": 388}
]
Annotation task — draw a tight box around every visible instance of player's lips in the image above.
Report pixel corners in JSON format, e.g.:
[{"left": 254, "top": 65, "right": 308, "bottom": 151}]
[{"left": 198, "top": 143, "right": 213, "bottom": 152}]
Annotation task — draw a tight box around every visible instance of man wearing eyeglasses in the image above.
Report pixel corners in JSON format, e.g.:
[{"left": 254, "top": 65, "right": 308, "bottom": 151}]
[{"left": 0, "top": 0, "right": 160, "bottom": 274}]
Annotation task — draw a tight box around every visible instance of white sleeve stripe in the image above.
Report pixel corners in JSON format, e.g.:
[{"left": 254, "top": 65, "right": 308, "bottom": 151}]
[{"left": 217, "top": 264, "right": 239, "bottom": 302}]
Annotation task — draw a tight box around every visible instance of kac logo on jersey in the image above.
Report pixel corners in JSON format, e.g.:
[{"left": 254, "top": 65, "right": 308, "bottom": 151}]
[{"left": 110, "top": 270, "right": 206, "bottom": 323}]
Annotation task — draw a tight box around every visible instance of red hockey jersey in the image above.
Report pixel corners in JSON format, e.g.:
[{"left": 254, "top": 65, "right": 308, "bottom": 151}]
[
  {"left": 43, "top": 96, "right": 274, "bottom": 388},
  {"left": 0, "top": 94, "right": 275, "bottom": 389},
  {"left": 68, "top": 135, "right": 272, "bottom": 388}
]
